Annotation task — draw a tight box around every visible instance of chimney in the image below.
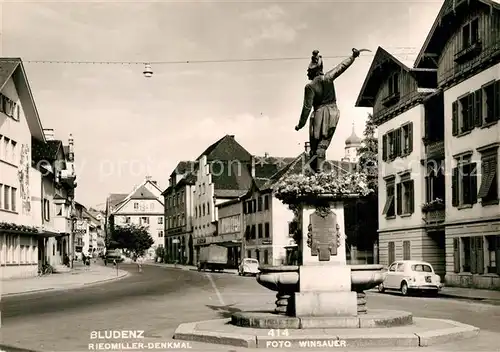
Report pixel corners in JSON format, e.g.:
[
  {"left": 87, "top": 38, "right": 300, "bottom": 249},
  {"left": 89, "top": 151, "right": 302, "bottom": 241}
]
[
  {"left": 229, "top": 135, "right": 235, "bottom": 138},
  {"left": 304, "top": 142, "right": 311, "bottom": 154},
  {"left": 68, "top": 133, "right": 74, "bottom": 162},
  {"left": 44, "top": 128, "right": 55, "bottom": 141},
  {"left": 264, "top": 152, "right": 269, "bottom": 158}
]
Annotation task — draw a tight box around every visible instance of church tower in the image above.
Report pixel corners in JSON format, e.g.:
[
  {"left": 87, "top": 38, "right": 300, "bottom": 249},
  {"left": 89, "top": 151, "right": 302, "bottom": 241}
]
[{"left": 342, "top": 123, "right": 362, "bottom": 163}]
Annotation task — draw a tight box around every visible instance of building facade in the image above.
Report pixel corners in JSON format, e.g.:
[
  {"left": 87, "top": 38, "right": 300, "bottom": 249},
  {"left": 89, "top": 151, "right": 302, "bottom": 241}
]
[
  {"left": 216, "top": 199, "right": 243, "bottom": 268},
  {"left": 192, "top": 135, "right": 254, "bottom": 264},
  {"left": 356, "top": 0, "right": 500, "bottom": 288},
  {"left": 0, "top": 59, "right": 77, "bottom": 279},
  {"left": 107, "top": 177, "right": 164, "bottom": 259},
  {"left": 163, "top": 161, "right": 196, "bottom": 265}
]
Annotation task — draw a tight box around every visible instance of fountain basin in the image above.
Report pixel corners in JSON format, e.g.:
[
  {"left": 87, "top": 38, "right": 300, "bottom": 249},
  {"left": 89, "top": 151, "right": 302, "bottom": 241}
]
[{"left": 257, "top": 264, "right": 386, "bottom": 293}]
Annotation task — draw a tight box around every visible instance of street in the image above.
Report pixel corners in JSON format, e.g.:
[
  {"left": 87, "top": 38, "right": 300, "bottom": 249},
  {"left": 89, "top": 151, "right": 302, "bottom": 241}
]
[{"left": 2, "top": 264, "right": 500, "bottom": 351}]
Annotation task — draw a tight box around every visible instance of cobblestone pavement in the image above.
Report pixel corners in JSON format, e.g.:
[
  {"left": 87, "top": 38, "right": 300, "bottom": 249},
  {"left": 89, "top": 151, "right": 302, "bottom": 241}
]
[{"left": 1, "top": 264, "right": 500, "bottom": 352}]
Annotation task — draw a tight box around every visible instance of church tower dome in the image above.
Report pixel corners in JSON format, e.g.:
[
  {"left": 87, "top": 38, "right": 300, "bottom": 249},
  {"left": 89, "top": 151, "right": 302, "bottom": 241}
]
[{"left": 345, "top": 124, "right": 362, "bottom": 146}]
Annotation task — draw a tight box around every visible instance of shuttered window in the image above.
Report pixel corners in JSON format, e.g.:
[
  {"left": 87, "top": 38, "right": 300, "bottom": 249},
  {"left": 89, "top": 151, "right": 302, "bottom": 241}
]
[
  {"left": 388, "top": 242, "right": 395, "bottom": 265},
  {"left": 383, "top": 180, "right": 396, "bottom": 217},
  {"left": 397, "top": 178, "right": 414, "bottom": 215},
  {"left": 474, "top": 89, "right": 483, "bottom": 127},
  {"left": 452, "top": 167, "right": 459, "bottom": 206},
  {"left": 454, "top": 161, "right": 477, "bottom": 207},
  {"left": 382, "top": 134, "right": 388, "bottom": 161},
  {"left": 478, "top": 150, "right": 498, "bottom": 204},
  {"left": 470, "top": 236, "right": 484, "bottom": 275},
  {"left": 452, "top": 101, "right": 459, "bottom": 136},
  {"left": 403, "top": 241, "right": 411, "bottom": 260},
  {"left": 453, "top": 238, "right": 460, "bottom": 273}
]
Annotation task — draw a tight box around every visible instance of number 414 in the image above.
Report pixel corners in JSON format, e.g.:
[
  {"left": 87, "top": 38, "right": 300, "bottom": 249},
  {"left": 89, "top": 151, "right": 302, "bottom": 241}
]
[{"left": 268, "top": 329, "right": 289, "bottom": 337}]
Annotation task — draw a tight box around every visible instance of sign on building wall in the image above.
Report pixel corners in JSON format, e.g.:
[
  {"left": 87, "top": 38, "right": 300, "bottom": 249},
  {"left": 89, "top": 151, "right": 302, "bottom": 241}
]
[{"left": 219, "top": 215, "right": 240, "bottom": 234}]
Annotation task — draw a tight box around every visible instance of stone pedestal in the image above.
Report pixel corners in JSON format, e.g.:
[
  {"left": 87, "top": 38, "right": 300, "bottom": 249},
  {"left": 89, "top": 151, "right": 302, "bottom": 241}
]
[{"left": 292, "top": 196, "right": 358, "bottom": 317}]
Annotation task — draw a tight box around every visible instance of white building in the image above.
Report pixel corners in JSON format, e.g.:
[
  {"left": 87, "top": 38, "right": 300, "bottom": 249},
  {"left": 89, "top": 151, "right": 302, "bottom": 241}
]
[
  {"left": 107, "top": 177, "right": 164, "bottom": 258},
  {"left": 356, "top": 0, "right": 500, "bottom": 289}
]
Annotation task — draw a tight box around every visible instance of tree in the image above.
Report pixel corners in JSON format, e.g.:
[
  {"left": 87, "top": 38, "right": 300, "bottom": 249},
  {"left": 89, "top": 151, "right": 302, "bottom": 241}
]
[
  {"left": 110, "top": 224, "right": 154, "bottom": 256},
  {"left": 357, "top": 113, "right": 378, "bottom": 192},
  {"left": 345, "top": 113, "right": 379, "bottom": 263}
]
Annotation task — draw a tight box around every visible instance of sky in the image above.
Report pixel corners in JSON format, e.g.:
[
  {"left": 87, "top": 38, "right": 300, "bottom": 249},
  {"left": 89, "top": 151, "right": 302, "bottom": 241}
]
[{"left": 2, "top": 0, "right": 441, "bottom": 209}]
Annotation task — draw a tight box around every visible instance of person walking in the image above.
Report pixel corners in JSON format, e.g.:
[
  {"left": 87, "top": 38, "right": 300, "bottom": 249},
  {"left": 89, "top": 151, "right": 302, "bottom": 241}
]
[{"left": 137, "top": 254, "right": 143, "bottom": 273}]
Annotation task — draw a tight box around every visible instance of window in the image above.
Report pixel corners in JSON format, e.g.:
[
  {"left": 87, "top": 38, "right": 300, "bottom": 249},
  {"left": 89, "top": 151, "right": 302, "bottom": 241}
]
[
  {"left": 482, "top": 82, "right": 500, "bottom": 124},
  {"left": 258, "top": 197, "right": 263, "bottom": 212},
  {"left": 425, "top": 166, "right": 445, "bottom": 203},
  {"left": 251, "top": 225, "right": 256, "bottom": 239},
  {"left": 256, "top": 249, "right": 260, "bottom": 263},
  {"left": 396, "top": 176, "right": 414, "bottom": 215},
  {"left": 258, "top": 224, "right": 263, "bottom": 238},
  {"left": 466, "top": 236, "right": 484, "bottom": 274},
  {"left": 134, "top": 202, "right": 139, "bottom": 210},
  {"left": 453, "top": 238, "right": 461, "bottom": 273},
  {"left": 382, "top": 178, "right": 395, "bottom": 218},
  {"left": 263, "top": 249, "right": 269, "bottom": 265},
  {"left": 245, "top": 226, "right": 250, "bottom": 240},
  {"left": 265, "top": 222, "right": 270, "bottom": 238},
  {"left": 141, "top": 216, "right": 149, "bottom": 225},
  {"left": 388, "top": 262, "right": 397, "bottom": 271},
  {"left": 125, "top": 216, "right": 131, "bottom": 224},
  {"left": 252, "top": 199, "right": 257, "bottom": 213},
  {"left": 388, "top": 242, "right": 395, "bottom": 265},
  {"left": 411, "top": 264, "right": 432, "bottom": 272},
  {"left": 158, "top": 231, "right": 164, "bottom": 238},
  {"left": 158, "top": 216, "right": 163, "bottom": 224},
  {"left": 2, "top": 137, "right": 9, "bottom": 161},
  {"left": 247, "top": 250, "right": 251, "bottom": 258},
  {"left": 396, "top": 263, "right": 405, "bottom": 272},
  {"left": 207, "top": 202, "right": 210, "bottom": 215},
  {"left": 460, "top": 94, "right": 474, "bottom": 133},
  {"left": 43, "top": 198, "right": 50, "bottom": 221},
  {"left": 388, "top": 72, "right": 399, "bottom": 96},
  {"left": 452, "top": 156, "right": 477, "bottom": 207},
  {"left": 486, "top": 235, "right": 500, "bottom": 274},
  {"left": 403, "top": 241, "right": 411, "bottom": 260},
  {"left": 478, "top": 148, "right": 498, "bottom": 205},
  {"left": 264, "top": 195, "right": 269, "bottom": 210},
  {"left": 382, "top": 129, "right": 401, "bottom": 161},
  {"left": 11, "top": 187, "right": 16, "bottom": 212},
  {"left": 56, "top": 204, "right": 63, "bottom": 216},
  {"left": 202, "top": 204, "right": 205, "bottom": 216},
  {"left": 243, "top": 202, "right": 248, "bottom": 214},
  {"left": 462, "top": 18, "right": 479, "bottom": 50},
  {"left": 401, "top": 123, "right": 413, "bottom": 155}
]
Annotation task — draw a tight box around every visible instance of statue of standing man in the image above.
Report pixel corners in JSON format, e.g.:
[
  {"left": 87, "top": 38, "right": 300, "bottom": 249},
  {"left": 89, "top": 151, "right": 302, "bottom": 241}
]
[{"left": 295, "top": 48, "right": 367, "bottom": 173}]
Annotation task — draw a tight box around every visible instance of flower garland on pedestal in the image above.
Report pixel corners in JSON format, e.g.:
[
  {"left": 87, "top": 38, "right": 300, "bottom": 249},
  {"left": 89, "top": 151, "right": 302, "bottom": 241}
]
[{"left": 273, "top": 171, "right": 373, "bottom": 246}]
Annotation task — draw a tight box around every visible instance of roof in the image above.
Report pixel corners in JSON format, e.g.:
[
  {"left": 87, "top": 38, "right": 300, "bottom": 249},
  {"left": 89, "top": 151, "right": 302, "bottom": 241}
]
[
  {"left": 129, "top": 184, "right": 158, "bottom": 200},
  {"left": 355, "top": 47, "right": 413, "bottom": 107},
  {"left": 31, "top": 137, "right": 64, "bottom": 164},
  {"left": 170, "top": 160, "right": 197, "bottom": 177},
  {"left": 210, "top": 160, "right": 254, "bottom": 192},
  {"left": 0, "top": 58, "right": 45, "bottom": 142},
  {"left": 198, "top": 135, "right": 252, "bottom": 162},
  {"left": 253, "top": 156, "right": 297, "bottom": 179},
  {"left": 107, "top": 193, "right": 128, "bottom": 210},
  {"left": 414, "top": 0, "right": 500, "bottom": 68},
  {"left": 345, "top": 124, "right": 362, "bottom": 145}
]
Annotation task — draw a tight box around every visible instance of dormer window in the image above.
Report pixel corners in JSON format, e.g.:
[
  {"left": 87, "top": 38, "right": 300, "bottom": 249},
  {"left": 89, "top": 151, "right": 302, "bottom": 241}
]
[
  {"left": 388, "top": 73, "right": 400, "bottom": 96},
  {"left": 462, "top": 18, "right": 479, "bottom": 50}
]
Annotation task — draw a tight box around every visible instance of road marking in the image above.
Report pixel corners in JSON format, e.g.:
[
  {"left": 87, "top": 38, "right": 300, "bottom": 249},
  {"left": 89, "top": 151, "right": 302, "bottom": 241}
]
[{"left": 205, "top": 273, "right": 225, "bottom": 305}]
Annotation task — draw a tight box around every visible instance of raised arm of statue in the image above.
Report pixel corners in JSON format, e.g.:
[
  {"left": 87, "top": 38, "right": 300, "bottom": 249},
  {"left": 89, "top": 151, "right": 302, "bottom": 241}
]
[
  {"left": 296, "top": 85, "right": 314, "bottom": 131},
  {"left": 324, "top": 56, "right": 355, "bottom": 81}
]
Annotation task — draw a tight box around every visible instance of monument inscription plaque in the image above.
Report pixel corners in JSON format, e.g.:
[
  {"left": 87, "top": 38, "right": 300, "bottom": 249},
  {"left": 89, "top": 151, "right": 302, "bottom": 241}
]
[{"left": 307, "top": 208, "right": 340, "bottom": 260}]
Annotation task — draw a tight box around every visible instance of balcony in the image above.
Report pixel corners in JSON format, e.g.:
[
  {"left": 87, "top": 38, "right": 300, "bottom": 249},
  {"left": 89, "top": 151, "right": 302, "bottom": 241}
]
[
  {"left": 455, "top": 41, "right": 482, "bottom": 64},
  {"left": 57, "top": 169, "right": 77, "bottom": 189},
  {"left": 381, "top": 92, "right": 400, "bottom": 107},
  {"left": 53, "top": 217, "right": 72, "bottom": 234},
  {"left": 422, "top": 199, "right": 445, "bottom": 225},
  {"left": 424, "top": 140, "right": 445, "bottom": 160}
]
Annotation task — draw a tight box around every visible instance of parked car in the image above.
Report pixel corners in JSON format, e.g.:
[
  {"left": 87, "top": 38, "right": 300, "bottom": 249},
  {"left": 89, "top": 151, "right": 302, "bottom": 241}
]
[
  {"left": 238, "top": 258, "right": 260, "bottom": 276},
  {"left": 377, "top": 260, "right": 443, "bottom": 296}
]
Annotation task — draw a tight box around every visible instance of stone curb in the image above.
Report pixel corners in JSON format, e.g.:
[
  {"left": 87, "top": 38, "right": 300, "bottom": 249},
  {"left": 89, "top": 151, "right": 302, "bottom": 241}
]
[
  {"left": 173, "top": 317, "right": 480, "bottom": 348},
  {"left": 2, "top": 270, "right": 129, "bottom": 297},
  {"left": 0, "top": 343, "right": 42, "bottom": 352}
]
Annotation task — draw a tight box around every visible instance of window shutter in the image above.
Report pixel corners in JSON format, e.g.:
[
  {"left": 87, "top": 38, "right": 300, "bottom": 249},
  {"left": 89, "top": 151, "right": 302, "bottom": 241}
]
[
  {"left": 470, "top": 162, "right": 478, "bottom": 204},
  {"left": 452, "top": 101, "right": 459, "bottom": 136},
  {"left": 453, "top": 238, "right": 460, "bottom": 273},
  {"left": 496, "top": 235, "right": 500, "bottom": 275},
  {"left": 452, "top": 167, "right": 459, "bottom": 206},
  {"left": 396, "top": 128, "right": 402, "bottom": 156},
  {"left": 467, "top": 94, "right": 474, "bottom": 130},
  {"left": 474, "top": 89, "right": 483, "bottom": 127},
  {"left": 495, "top": 81, "right": 500, "bottom": 120},
  {"left": 470, "top": 237, "right": 477, "bottom": 274},
  {"left": 476, "top": 236, "right": 484, "bottom": 275},
  {"left": 382, "top": 134, "right": 388, "bottom": 161},
  {"left": 408, "top": 123, "right": 413, "bottom": 153},
  {"left": 396, "top": 183, "right": 402, "bottom": 215},
  {"left": 409, "top": 180, "right": 415, "bottom": 214}
]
